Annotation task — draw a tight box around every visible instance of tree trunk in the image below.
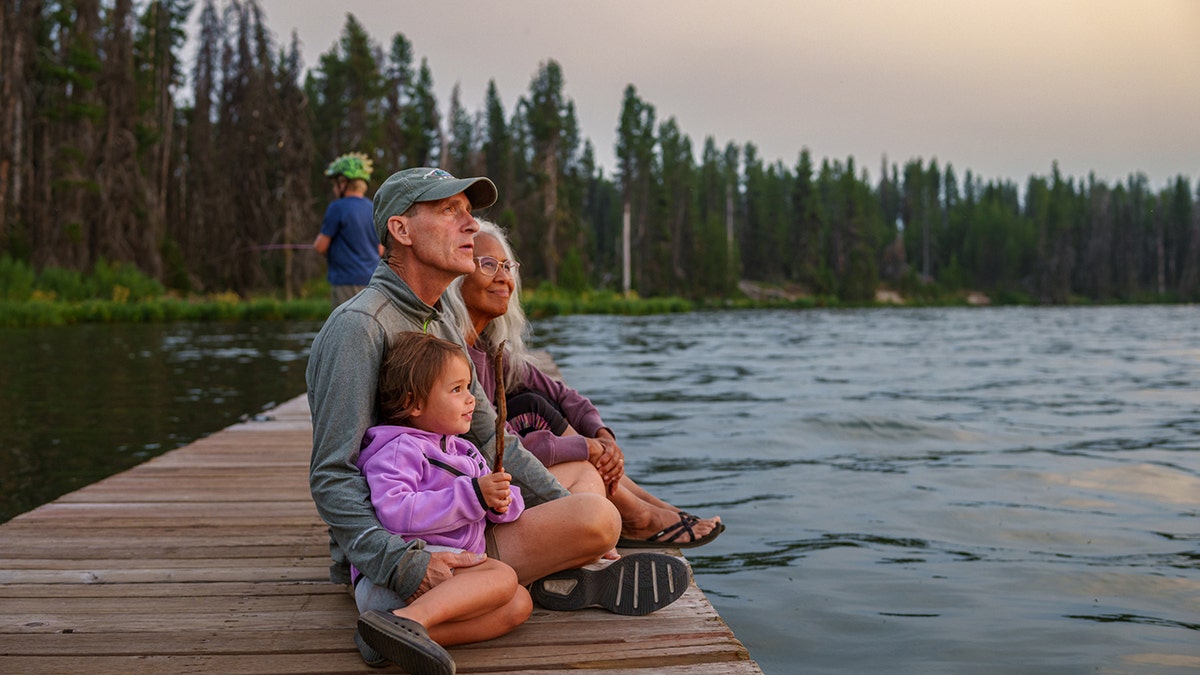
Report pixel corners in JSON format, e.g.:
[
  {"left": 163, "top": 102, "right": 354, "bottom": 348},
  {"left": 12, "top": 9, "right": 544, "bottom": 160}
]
[
  {"left": 622, "top": 199, "right": 631, "bottom": 297},
  {"left": 542, "top": 146, "right": 559, "bottom": 285}
]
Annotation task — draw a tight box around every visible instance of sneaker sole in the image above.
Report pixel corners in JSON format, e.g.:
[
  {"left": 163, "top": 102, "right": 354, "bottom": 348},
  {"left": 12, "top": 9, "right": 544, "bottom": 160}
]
[{"left": 531, "top": 552, "right": 689, "bottom": 616}]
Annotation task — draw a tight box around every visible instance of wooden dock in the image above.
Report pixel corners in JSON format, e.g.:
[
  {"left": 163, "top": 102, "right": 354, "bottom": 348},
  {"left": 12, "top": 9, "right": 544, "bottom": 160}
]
[{"left": 0, "top": 394, "right": 761, "bottom": 674}]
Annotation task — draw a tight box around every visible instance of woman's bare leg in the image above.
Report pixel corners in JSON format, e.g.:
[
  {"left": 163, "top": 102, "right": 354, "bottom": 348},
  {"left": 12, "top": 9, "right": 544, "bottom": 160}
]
[
  {"left": 614, "top": 475, "right": 721, "bottom": 541},
  {"left": 546, "top": 459, "right": 606, "bottom": 495}
]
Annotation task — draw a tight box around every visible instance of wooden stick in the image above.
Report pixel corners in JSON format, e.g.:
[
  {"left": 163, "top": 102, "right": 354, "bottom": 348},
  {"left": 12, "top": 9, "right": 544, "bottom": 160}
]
[{"left": 493, "top": 340, "right": 507, "bottom": 473}]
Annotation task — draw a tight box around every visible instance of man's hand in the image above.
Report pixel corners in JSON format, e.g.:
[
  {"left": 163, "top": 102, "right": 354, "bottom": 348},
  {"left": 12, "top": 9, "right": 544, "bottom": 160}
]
[
  {"left": 405, "top": 550, "right": 486, "bottom": 603},
  {"left": 478, "top": 471, "right": 514, "bottom": 512}
]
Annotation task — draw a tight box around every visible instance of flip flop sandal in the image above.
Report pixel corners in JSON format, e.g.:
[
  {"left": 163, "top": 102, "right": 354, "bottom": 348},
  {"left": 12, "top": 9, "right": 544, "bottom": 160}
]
[{"left": 617, "top": 512, "right": 726, "bottom": 549}]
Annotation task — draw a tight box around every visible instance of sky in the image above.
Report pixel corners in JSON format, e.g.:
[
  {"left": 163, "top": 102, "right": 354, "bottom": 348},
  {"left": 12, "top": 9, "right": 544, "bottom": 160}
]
[{"left": 198, "top": 0, "right": 1200, "bottom": 190}]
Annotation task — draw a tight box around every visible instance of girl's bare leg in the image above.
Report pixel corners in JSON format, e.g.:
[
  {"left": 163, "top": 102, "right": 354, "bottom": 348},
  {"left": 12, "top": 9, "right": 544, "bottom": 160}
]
[{"left": 393, "top": 558, "right": 530, "bottom": 646}]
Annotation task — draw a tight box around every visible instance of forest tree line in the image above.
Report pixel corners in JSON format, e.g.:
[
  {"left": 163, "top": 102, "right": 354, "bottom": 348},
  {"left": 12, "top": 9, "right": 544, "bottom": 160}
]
[{"left": 2, "top": 1, "right": 1198, "bottom": 303}]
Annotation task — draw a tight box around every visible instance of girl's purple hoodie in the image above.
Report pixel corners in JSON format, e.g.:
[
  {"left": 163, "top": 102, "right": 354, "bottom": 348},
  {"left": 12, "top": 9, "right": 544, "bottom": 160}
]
[{"left": 356, "top": 425, "right": 524, "bottom": 554}]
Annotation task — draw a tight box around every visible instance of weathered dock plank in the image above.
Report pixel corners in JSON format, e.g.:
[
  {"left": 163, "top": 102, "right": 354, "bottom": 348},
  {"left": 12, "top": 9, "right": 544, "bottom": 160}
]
[{"left": 0, "top": 395, "right": 762, "bottom": 674}]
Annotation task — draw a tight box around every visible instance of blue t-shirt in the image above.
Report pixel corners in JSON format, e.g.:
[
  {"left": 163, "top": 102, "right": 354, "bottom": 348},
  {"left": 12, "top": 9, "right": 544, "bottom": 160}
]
[{"left": 320, "top": 196, "right": 378, "bottom": 286}]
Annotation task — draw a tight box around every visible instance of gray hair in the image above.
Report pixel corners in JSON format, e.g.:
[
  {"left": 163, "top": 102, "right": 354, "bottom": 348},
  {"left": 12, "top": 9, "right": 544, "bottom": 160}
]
[{"left": 444, "top": 219, "right": 539, "bottom": 392}]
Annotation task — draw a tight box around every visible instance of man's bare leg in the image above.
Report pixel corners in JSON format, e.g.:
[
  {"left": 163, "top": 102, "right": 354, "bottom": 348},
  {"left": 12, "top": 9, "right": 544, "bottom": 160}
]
[
  {"left": 491, "top": 490, "right": 619, "bottom": 585},
  {"left": 496, "top": 460, "right": 696, "bottom": 616}
]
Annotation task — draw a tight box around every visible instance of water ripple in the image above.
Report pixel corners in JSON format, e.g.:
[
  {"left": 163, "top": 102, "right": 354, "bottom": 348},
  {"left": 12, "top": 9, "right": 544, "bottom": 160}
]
[{"left": 1065, "top": 614, "right": 1200, "bottom": 632}]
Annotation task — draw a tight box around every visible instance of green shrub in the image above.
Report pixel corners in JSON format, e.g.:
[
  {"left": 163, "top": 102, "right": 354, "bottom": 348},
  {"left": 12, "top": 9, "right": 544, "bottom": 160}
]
[
  {"left": 0, "top": 256, "right": 36, "bottom": 301},
  {"left": 558, "top": 248, "right": 589, "bottom": 293},
  {"left": 0, "top": 299, "right": 64, "bottom": 327},
  {"left": 37, "top": 266, "right": 90, "bottom": 302},
  {"left": 91, "top": 258, "right": 165, "bottom": 301}
]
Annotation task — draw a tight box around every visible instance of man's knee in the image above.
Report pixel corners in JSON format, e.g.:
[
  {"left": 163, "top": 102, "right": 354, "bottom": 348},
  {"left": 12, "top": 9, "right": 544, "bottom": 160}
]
[{"left": 572, "top": 492, "right": 621, "bottom": 546}]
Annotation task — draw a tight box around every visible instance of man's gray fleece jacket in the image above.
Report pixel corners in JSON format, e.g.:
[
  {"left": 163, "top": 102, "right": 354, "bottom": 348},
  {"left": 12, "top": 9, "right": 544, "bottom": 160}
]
[{"left": 305, "top": 262, "right": 570, "bottom": 599}]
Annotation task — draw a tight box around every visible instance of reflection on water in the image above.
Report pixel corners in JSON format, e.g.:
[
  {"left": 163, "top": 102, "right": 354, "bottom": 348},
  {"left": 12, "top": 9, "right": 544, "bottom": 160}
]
[
  {"left": 0, "top": 321, "right": 319, "bottom": 523},
  {"left": 534, "top": 306, "right": 1200, "bottom": 675}
]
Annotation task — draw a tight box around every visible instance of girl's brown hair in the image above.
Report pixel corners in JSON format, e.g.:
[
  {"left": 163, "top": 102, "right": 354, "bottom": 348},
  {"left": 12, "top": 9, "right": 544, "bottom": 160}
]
[{"left": 377, "top": 332, "right": 470, "bottom": 426}]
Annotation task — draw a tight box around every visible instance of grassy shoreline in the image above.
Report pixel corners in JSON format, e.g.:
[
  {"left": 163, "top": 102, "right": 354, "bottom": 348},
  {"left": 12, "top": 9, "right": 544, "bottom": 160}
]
[
  {"left": 0, "top": 254, "right": 1183, "bottom": 328},
  {"left": 4, "top": 287, "right": 1182, "bottom": 328}
]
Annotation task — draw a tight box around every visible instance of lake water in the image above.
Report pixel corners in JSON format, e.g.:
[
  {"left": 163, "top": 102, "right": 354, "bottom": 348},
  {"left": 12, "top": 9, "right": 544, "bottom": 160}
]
[
  {"left": 2, "top": 307, "right": 1197, "bottom": 673},
  {"left": 533, "top": 306, "right": 1200, "bottom": 675},
  {"left": 0, "top": 321, "right": 319, "bottom": 523}
]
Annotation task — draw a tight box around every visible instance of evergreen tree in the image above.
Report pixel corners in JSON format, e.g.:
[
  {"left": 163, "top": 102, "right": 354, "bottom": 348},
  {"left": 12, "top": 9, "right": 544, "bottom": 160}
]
[
  {"left": 275, "top": 30, "right": 314, "bottom": 298},
  {"left": 481, "top": 80, "right": 513, "bottom": 214},
  {"left": 444, "top": 83, "right": 476, "bottom": 177},
  {"left": 614, "top": 85, "right": 656, "bottom": 295},
  {"left": 35, "top": 0, "right": 103, "bottom": 269},
  {"left": 791, "top": 148, "right": 823, "bottom": 287},
  {"left": 378, "top": 32, "right": 414, "bottom": 172},
  {"left": 520, "top": 59, "right": 571, "bottom": 284},
  {"left": 900, "top": 159, "right": 928, "bottom": 280},
  {"left": 134, "top": 0, "right": 193, "bottom": 271},
  {"left": 657, "top": 117, "right": 695, "bottom": 293},
  {"left": 306, "top": 14, "right": 383, "bottom": 172},
  {"left": 402, "top": 59, "right": 440, "bottom": 167},
  {"left": 1166, "top": 176, "right": 1196, "bottom": 297}
]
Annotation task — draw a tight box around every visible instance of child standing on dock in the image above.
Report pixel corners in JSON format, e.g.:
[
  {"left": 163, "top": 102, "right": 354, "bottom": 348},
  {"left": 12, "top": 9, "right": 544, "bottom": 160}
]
[{"left": 354, "top": 331, "right": 531, "bottom": 675}]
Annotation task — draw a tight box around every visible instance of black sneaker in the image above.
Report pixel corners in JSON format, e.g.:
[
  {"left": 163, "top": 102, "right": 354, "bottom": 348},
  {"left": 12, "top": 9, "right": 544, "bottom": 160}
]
[{"left": 530, "top": 552, "right": 689, "bottom": 616}]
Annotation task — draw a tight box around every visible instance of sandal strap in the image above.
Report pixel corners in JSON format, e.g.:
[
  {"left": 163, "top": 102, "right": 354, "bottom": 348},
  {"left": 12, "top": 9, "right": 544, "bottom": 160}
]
[{"left": 650, "top": 514, "right": 697, "bottom": 544}]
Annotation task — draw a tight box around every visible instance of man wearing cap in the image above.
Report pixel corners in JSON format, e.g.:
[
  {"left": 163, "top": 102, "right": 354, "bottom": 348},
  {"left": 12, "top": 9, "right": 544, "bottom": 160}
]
[
  {"left": 313, "top": 152, "right": 383, "bottom": 308},
  {"left": 306, "top": 167, "right": 688, "bottom": 671}
]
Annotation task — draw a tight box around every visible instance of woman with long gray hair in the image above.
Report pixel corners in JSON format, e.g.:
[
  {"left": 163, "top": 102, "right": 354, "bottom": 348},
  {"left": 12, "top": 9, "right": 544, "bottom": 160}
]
[{"left": 444, "top": 220, "right": 723, "bottom": 548}]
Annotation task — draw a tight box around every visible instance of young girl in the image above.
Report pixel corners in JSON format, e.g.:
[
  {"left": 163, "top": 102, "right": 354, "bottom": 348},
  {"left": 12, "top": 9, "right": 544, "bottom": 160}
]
[{"left": 355, "top": 331, "right": 531, "bottom": 675}]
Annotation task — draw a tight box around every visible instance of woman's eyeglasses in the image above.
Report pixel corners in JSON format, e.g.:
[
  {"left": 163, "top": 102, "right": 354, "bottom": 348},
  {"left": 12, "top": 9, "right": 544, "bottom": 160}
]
[{"left": 475, "top": 256, "right": 520, "bottom": 277}]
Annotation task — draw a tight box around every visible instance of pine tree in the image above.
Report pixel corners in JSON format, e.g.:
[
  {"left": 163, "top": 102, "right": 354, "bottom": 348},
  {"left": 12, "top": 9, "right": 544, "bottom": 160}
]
[
  {"left": 36, "top": 0, "right": 103, "bottom": 269},
  {"left": 276, "top": 30, "right": 314, "bottom": 298},
  {"left": 444, "top": 83, "right": 476, "bottom": 177},
  {"left": 306, "top": 14, "right": 383, "bottom": 171},
  {"left": 134, "top": 0, "right": 192, "bottom": 277},
  {"left": 614, "top": 85, "right": 656, "bottom": 295},
  {"left": 481, "top": 80, "right": 512, "bottom": 213},
  {"left": 378, "top": 32, "right": 414, "bottom": 173},
  {"left": 791, "top": 148, "right": 823, "bottom": 287},
  {"left": 403, "top": 59, "right": 440, "bottom": 167},
  {"left": 521, "top": 60, "right": 575, "bottom": 285},
  {"left": 658, "top": 117, "right": 695, "bottom": 293}
]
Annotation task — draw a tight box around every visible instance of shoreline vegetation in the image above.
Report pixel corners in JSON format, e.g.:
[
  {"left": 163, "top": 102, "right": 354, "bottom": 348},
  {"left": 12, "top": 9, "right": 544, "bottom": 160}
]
[{"left": 0, "top": 258, "right": 1183, "bottom": 329}]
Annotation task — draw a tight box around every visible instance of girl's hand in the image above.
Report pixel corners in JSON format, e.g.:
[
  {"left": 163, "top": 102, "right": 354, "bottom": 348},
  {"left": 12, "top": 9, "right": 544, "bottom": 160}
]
[{"left": 477, "top": 471, "right": 513, "bottom": 513}]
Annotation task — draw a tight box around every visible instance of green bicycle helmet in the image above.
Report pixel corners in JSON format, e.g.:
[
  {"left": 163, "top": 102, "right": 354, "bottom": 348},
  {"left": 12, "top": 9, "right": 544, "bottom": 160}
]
[{"left": 325, "top": 152, "right": 374, "bottom": 182}]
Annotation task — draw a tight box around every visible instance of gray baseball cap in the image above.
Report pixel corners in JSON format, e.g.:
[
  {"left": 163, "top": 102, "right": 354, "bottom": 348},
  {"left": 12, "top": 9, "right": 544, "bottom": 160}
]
[{"left": 373, "top": 167, "right": 498, "bottom": 243}]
